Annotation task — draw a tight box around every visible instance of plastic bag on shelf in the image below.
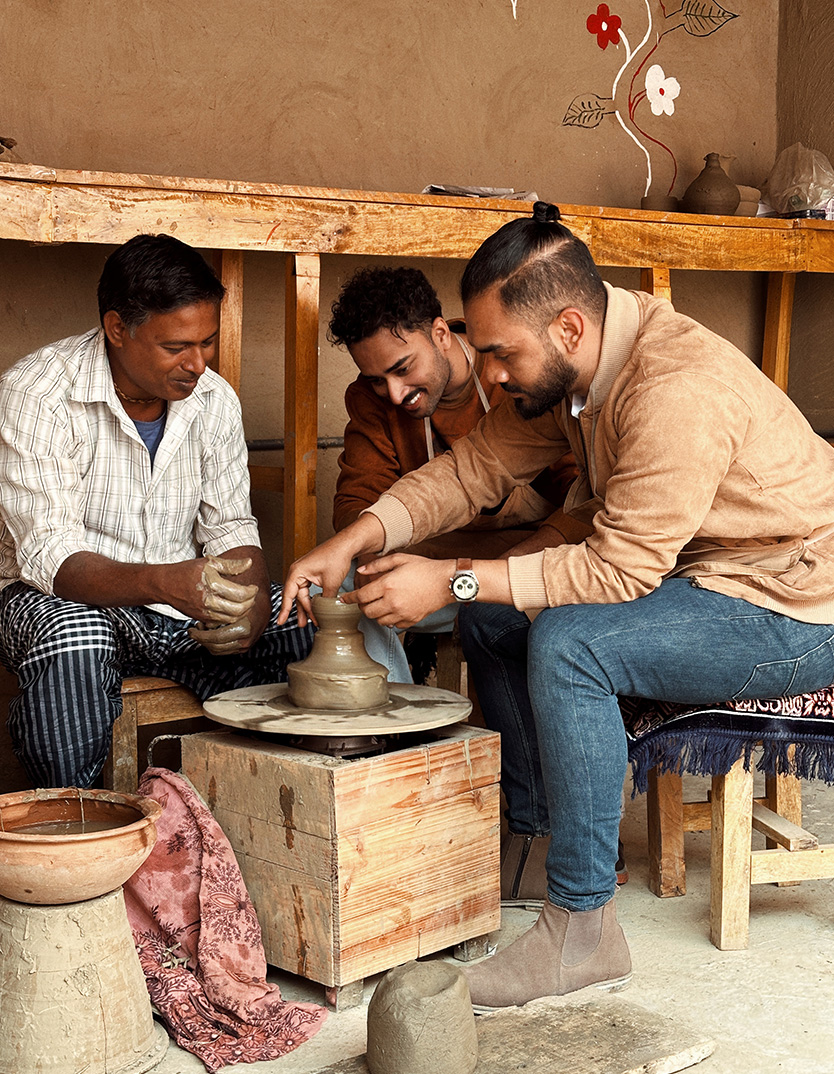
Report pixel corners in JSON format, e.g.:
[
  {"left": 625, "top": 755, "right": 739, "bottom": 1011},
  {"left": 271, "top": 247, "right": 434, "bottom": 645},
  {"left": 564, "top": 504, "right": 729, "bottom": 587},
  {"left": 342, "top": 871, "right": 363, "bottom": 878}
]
[{"left": 764, "top": 142, "right": 834, "bottom": 216}]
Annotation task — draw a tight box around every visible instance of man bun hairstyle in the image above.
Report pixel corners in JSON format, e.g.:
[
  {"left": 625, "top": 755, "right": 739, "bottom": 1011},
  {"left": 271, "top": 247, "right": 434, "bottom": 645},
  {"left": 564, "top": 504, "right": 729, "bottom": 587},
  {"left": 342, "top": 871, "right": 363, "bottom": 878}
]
[
  {"left": 532, "top": 201, "right": 561, "bottom": 224},
  {"left": 460, "top": 201, "right": 606, "bottom": 329},
  {"left": 97, "top": 233, "right": 225, "bottom": 333},
  {"left": 328, "top": 266, "right": 443, "bottom": 348}
]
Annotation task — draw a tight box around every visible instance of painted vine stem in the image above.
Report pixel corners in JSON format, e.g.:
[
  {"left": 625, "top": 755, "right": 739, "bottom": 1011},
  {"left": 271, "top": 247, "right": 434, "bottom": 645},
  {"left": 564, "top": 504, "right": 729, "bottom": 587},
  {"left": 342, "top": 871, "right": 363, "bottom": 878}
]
[{"left": 563, "top": 0, "right": 739, "bottom": 199}]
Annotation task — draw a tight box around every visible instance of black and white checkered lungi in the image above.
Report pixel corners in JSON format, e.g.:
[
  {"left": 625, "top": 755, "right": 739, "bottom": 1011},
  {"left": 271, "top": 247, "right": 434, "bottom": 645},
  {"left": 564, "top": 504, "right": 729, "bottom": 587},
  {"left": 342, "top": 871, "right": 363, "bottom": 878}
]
[{"left": 0, "top": 581, "right": 314, "bottom": 788}]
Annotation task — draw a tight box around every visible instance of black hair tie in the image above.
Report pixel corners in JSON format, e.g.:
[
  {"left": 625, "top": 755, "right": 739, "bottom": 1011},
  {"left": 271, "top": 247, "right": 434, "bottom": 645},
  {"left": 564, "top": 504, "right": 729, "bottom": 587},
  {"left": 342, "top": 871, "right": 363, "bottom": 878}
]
[{"left": 532, "top": 201, "right": 561, "bottom": 224}]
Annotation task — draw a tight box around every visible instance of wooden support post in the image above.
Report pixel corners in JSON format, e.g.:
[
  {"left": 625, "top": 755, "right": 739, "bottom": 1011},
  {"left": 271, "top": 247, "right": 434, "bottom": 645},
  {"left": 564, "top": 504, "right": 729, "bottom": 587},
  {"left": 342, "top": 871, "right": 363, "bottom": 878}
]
[
  {"left": 435, "top": 631, "right": 464, "bottom": 694},
  {"left": 764, "top": 752, "right": 802, "bottom": 883},
  {"left": 761, "top": 271, "right": 796, "bottom": 393},
  {"left": 453, "top": 933, "right": 492, "bottom": 962},
  {"left": 646, "top": 768, "right": 686, "bottom": 897},
  {"left": 104, "top": 696, "right": 139, "bottom": 795},
  {"left": 219, "top": 250, "right": 244, "bottom": 393},
  {"left": 324, "top": 979, "right": 365, "bottom": 1011},
  {"left": 709, "top": 756, "right": 754, "bottom": 950},
  {"left": 284, "top": 253, "right": 321, "bottom": 571},
  {"left": 639, "top": 266, "right": 672, "bottom": 302}
]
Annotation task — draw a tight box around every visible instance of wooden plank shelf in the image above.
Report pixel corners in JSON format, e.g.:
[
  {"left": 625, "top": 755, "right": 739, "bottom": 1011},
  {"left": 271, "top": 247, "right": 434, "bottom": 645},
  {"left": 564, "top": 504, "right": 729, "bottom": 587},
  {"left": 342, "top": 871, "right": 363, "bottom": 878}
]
[{"left": 2, "top": 161, "right": 833, "bottom": 565}]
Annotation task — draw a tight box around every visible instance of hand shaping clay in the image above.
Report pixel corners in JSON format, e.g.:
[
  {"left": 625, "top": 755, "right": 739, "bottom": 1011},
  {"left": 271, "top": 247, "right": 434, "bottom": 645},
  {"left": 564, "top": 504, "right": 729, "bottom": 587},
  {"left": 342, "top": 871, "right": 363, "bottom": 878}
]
[
  {"left": 366, "top": 961, "right": 478, "bottom": 1074},
  {"left": 198, "top": 557, "right": 258, "bottom": 622},
  {"left": 188, "top": 616, "right": 252, "bottom": 655}
]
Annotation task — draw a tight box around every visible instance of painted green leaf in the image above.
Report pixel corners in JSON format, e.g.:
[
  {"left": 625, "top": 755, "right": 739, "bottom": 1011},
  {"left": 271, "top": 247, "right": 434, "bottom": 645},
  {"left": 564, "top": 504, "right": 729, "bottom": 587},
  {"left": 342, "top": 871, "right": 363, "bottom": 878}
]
[
  {"left": 681, "top": 1, "right": 738, "bottom": 36},
  {"left": 563, "top": 94, "right": 614, "bottom": 129}
]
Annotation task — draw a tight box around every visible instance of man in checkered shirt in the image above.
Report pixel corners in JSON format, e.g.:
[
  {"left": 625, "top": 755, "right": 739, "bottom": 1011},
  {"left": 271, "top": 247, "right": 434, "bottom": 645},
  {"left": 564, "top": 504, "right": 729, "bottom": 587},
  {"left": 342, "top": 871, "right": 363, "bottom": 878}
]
[{"left": 0, "top": 234, "right": 313, "bottom": 788}]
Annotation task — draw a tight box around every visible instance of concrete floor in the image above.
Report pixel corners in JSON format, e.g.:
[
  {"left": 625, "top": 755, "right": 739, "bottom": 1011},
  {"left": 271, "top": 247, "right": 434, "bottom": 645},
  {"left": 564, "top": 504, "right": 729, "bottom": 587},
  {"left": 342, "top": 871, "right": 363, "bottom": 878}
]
[{"left": 153, "top": 770, "right": 834, "bottom": 1074}]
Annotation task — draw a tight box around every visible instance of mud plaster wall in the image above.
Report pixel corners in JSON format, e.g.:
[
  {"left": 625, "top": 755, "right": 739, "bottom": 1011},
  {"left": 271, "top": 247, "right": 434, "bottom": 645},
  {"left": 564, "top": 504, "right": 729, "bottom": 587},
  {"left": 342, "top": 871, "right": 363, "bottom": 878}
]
[
  {"left": 0, "top": 0, "right": 800, "bottom": 789},
  {"left": 0, "top": 0, "right": 781, "bottom": 565},
  {"left": 777, "top": 1, "right": 834, "bottom": 436}
]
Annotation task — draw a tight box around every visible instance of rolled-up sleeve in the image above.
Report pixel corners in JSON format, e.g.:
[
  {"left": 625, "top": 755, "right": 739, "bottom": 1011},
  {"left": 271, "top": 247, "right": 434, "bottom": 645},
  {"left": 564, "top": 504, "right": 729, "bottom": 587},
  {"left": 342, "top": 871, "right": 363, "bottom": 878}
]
[{"left": 194, "top": 391, "right": 261, "bottom": 556}]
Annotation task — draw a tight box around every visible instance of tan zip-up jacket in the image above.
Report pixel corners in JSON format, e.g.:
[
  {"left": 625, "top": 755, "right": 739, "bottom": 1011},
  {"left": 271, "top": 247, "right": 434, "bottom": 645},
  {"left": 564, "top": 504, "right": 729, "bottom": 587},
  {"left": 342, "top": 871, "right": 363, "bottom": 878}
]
[{"left": 365, "top": 285, "right": 834, "bottom": 624}]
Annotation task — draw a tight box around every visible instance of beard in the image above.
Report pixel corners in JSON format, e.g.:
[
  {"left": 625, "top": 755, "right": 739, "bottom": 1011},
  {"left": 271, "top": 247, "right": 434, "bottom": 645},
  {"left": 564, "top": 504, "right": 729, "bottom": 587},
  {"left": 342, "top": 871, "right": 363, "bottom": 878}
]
[{"left": 505, "top": 337, "right": 579, "bottom": 420}]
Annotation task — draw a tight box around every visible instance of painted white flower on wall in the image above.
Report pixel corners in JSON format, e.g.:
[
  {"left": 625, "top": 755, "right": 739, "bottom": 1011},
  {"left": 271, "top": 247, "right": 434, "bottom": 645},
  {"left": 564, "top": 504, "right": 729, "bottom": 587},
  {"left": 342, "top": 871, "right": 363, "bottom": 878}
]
[
  {"left": 563, "top": 1, "right": 740, "bottom": 200},
  {"left": 645, "top": 65, "right": 680, "bottom": 116}
]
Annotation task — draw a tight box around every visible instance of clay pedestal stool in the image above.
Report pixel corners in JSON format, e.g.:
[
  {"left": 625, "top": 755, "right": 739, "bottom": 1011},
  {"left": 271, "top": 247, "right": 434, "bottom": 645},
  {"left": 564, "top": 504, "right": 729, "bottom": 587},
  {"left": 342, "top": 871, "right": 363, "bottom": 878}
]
[
  {"left": 0, "top": 787, "right": 167, "bottom": 1074},
  {"left": 626, "top": 692, "right": 834, "bottom": 950}
]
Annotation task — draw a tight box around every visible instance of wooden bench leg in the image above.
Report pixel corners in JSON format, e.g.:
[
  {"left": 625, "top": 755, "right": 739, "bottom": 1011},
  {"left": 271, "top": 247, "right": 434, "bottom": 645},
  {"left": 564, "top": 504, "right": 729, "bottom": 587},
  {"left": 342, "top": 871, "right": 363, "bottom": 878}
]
[
  {"left": 102, "top": 695, "right": 139, "bottom": 794},
  {"left": 647, "top": 768, "right": 686, "bottom": 897},
  {"left": 710, "top": 756, "right": 754, "bottom": 950},
  {"left": 435, "top": 630, "right": 464, "bottom": 695}
]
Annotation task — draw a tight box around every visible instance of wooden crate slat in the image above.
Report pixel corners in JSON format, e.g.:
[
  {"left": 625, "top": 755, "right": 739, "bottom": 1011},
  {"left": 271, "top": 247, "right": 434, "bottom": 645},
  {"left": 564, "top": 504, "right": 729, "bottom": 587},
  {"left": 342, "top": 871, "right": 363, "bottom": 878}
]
[
  {"left": 181, "top": 732, "right": 337, "bottom": 837},
  {"left": 332, "top": 727, "right": 500, "bottom": 829}
]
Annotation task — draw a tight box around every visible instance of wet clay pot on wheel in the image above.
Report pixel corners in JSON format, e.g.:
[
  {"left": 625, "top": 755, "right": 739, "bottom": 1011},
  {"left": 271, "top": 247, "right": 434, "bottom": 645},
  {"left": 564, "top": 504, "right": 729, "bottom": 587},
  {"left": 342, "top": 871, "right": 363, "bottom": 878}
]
[
  {"left": 681, "top": 153, "right": 740, "bottom": 216},
  {"left": 288, "top": 595, "right": 390, "bottom": 712}
]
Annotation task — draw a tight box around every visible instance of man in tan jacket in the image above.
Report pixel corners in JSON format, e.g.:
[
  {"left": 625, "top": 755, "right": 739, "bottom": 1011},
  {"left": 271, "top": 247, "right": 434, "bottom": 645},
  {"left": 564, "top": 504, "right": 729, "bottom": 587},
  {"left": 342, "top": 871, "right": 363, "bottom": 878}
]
[{"left": 281, "top": 202, "right": 834, "bottom": 1010}]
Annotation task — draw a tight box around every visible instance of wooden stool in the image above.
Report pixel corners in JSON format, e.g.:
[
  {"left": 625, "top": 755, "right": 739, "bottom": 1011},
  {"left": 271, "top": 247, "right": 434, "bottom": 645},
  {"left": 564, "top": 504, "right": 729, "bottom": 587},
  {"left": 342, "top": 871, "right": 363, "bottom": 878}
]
[
  {"left": 103, "top": 677, "right": 205, "bottom": 794},
  {"left": 647, "top": 755, "right": 834, "bottom": 949}
]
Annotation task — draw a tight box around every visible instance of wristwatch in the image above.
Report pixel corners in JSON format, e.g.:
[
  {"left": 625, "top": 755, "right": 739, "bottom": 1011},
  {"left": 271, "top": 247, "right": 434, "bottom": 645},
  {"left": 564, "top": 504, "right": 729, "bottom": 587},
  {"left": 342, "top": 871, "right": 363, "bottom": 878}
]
[{"left": 449, "top": 558, "right": 479, "bottom": 602}]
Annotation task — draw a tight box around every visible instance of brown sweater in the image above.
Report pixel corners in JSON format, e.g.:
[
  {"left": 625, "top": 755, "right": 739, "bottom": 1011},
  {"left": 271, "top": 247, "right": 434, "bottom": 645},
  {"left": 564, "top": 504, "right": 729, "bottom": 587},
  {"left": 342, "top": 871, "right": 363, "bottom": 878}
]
[
  {"left": 334, "top": 336, "right": 578, "bottom": 553},
  {"left": 366, "top": 287, "right": 834, "bottom": 623}
]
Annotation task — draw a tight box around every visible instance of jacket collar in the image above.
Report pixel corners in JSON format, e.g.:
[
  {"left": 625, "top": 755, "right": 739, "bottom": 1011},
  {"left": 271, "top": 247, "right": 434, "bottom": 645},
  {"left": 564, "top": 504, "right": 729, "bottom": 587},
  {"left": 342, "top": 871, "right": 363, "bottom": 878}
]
[{"left": 586, "top": 284, "right": 640, "bottom": 416}]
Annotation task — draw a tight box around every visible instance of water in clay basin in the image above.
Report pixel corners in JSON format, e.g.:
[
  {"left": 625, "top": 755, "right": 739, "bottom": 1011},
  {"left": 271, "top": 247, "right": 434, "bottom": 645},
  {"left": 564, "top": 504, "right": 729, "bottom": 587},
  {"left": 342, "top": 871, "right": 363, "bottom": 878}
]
[{"left": 10, "top": 817, "right": 135, "bottom": 835}]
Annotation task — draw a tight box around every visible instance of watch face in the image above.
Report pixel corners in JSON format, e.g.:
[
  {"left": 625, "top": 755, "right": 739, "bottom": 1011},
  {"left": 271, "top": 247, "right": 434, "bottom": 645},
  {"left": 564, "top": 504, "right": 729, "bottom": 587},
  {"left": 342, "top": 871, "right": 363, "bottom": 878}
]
[{"left": 452, "top": 572, "right": 478, "bottom": 600}]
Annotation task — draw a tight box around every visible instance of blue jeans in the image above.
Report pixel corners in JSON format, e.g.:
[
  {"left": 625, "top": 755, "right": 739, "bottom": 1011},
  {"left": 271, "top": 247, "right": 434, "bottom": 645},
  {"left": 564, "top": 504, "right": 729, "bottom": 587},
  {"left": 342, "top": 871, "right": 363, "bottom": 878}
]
[{"left": 459, "top": 578, "right": 834, "bottom": 911}]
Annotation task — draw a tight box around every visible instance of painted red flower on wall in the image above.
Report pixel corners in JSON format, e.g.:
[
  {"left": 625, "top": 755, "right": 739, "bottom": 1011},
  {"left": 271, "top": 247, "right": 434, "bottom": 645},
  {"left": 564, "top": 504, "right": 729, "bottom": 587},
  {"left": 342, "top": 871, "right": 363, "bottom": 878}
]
[
  {"left": 587, "top": 4, "right": 622, "bottom": 50},
  {"left": 567, "top": 1, "right": 740, "bottom": 202}
]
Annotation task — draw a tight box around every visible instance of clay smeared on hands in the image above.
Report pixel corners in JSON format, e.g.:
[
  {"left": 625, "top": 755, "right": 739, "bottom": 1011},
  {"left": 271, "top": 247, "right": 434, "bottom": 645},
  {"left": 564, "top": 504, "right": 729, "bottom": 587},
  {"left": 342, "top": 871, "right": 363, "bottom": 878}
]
[
  {"left": 188, "top": 616, "right": 252, "bottom": 655},
  {"left": 197, "top": 556, "right": 258, "bottom": 622}
]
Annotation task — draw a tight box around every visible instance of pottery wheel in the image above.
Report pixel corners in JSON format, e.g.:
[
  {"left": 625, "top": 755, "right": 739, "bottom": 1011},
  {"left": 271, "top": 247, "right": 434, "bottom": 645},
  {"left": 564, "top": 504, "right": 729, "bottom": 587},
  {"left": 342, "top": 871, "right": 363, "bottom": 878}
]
[{"left": 202, "top": 682, "right": 472, "bottom": 736}]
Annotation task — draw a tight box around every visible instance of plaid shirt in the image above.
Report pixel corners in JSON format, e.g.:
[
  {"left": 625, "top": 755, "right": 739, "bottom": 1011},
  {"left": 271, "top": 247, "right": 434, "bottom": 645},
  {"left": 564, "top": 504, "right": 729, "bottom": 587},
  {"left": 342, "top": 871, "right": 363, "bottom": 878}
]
[{"left": 0, "top": 329, "right": 261, "bottom": 616}]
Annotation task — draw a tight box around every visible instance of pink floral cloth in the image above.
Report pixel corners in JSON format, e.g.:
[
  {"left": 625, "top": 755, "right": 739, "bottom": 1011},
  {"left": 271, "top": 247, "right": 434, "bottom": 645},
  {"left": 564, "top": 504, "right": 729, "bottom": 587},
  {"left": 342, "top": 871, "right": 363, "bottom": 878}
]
[{"left": 124, "top": 767, "right": 327, "bottom": 1072}]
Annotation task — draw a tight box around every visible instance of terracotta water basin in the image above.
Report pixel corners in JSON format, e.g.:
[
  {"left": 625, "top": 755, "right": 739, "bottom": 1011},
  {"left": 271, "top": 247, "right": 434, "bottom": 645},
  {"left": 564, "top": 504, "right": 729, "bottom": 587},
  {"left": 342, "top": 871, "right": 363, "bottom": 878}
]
[{"left": 0, "top": 787, "right": 162, "bottom": 904}]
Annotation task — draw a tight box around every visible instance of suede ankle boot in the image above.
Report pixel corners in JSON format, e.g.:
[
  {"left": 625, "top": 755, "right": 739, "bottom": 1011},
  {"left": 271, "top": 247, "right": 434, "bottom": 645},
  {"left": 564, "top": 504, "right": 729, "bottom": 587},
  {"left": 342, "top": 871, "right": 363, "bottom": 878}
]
[
  {"left": 501, "top": 833, "right": 629, "bottom": 906},
  {"left": 500, "top": 832, "right": 550, "bottom": 907},
  {"left": 462, "top": 898, "right": 632, "bottom": 1011}
]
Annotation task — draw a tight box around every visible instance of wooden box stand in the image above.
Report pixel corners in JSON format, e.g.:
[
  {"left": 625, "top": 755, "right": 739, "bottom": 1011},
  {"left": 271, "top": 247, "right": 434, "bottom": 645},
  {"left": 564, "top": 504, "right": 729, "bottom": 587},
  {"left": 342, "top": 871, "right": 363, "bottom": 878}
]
[{"left": 181, "top": 725, "right": 501, "bottom": 1003}]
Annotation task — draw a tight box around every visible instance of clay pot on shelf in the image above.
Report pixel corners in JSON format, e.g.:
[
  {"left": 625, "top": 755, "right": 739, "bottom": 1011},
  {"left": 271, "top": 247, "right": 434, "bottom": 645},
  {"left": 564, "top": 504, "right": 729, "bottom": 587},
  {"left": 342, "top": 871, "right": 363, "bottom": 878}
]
[
  {"left": 640, "top": 194, "right": 679, "bottom": 213},
  {"left": 680, "top": 153, "right": 741, "bottom": 216},
  {"left": 735, "top": 185, "right": 761, "bottom": 216}
]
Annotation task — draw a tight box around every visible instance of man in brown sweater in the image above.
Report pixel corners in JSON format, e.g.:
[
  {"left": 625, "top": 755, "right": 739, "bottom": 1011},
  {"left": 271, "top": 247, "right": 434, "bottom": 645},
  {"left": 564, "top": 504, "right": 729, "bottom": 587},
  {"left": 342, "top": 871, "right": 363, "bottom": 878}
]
[
  {"left": 282, "top": 204, "right": 834, "bottom": 1010},
  {"left": 331, "top": 266, "right": 576, "bottom": 550}
]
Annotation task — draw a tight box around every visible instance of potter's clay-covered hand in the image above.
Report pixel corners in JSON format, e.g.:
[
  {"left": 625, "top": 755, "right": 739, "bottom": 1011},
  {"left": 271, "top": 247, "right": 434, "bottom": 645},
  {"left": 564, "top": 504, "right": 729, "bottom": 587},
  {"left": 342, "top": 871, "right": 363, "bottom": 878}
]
[
  {"left": 188, "top": 616, "right": 252, "bottom": 655},
  {"left": 197, "top": 557, "right": 258, "bottom": 622}
]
